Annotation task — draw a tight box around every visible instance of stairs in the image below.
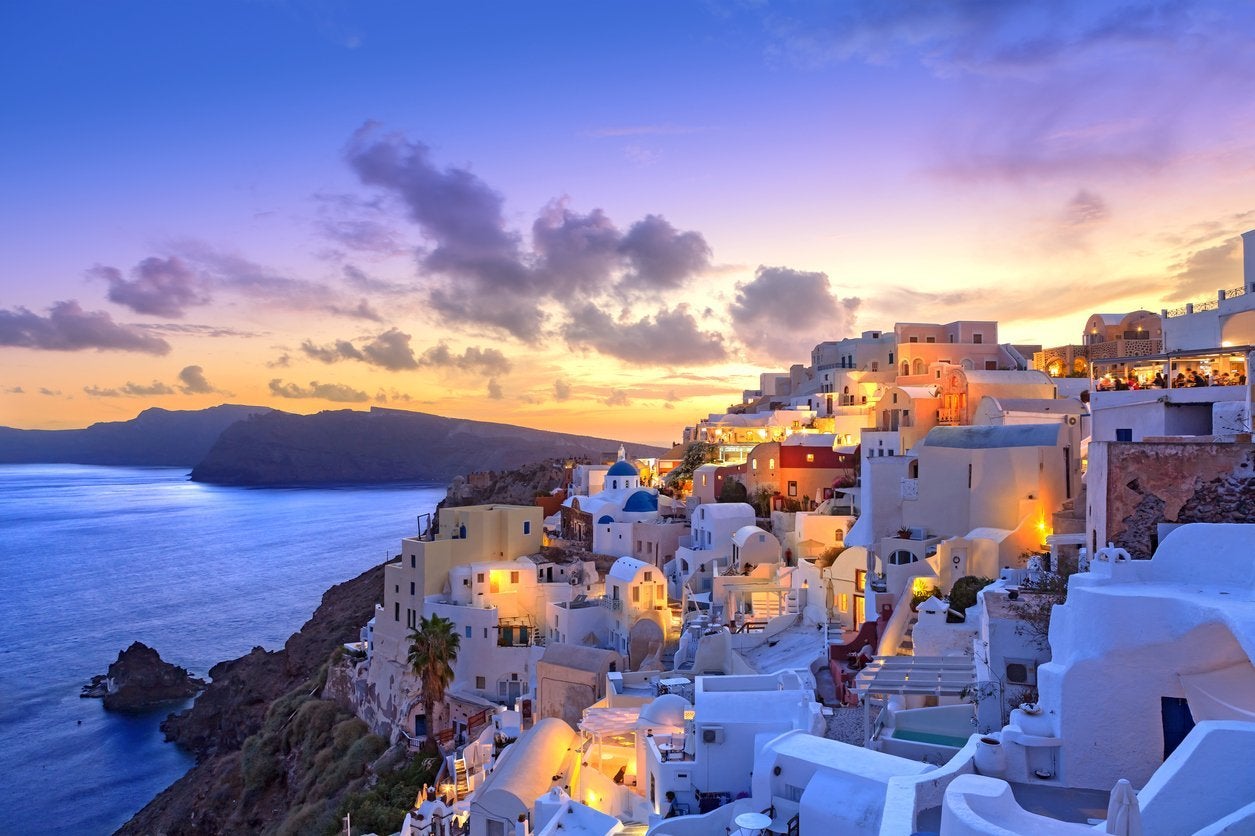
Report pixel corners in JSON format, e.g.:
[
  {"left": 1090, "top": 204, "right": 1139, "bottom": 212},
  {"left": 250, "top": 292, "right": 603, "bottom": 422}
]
[
  {"left": 453, "top": 757, "right": 469, "bottom": 795},
  {"left": 898, "top": 614, "right": 918, "bottom": 656}
]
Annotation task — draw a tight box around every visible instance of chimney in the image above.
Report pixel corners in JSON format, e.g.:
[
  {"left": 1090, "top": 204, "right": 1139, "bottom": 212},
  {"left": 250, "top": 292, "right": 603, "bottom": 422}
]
[{"left": 1245, "top": 229, "right": 1255, "bottom": 294}]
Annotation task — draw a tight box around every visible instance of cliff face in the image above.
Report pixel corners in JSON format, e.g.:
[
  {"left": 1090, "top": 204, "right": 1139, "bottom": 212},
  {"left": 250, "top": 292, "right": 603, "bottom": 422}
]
[
  {"left": 0, "top": 404, "right": 269, "bottom": 466},
  {"left": 191, "top": 407, "right": 666, "bottom": 486},
  {"left": 119, "top": 564, "right": 384, "bottom": 834}
]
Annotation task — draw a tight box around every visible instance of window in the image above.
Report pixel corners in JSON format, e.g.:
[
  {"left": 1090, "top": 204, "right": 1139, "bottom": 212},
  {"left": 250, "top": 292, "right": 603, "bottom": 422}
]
[
  {"left": 410, "top": 582, "right": 415, "bottom": 596},
  {"left": 888, "top": 550, "right": 918, "bottom": 565},
  {"left": 465, "top": 625, "right": 472, "bottom": 638},
  {"left": 926, "top": 336, "right": 936, "bottom": 343},
  {"left": 523, "top": 520, "right": 531, "bottom": 535},
  {"left": 854, "top": 569, "right": 866, "bottom": 593},
  {"left": 644, "top": 571, "right": 652, "bottom": 581},
  {"left": 751, "top": 458, "right": 758, "bottom": 470},
  {"left": 510, "top": 571, "right": 519, "bottom": 584},
  {"left": 394, "top": 602, "right": 400, "bottom": 622},
  {"left": 768, "top": 457, "right": 775, "bottom": 470},
  {"left": 1116, "top": 428, "right": 1133, "bottom": 442},
  {"left": 871, "top": 361, "right": 879, "bottom": 371},
  {"left": 806, "top": 453, "right": 814, "bottom": 462},
  {"left": 985, "top": 360, "right": 998, "bottom": 370},
  {"left": 909, "top": 336, "right": 919, "bottom": 343},
  {"left": 477, "top": 573, "right": 485, "bottom": 583},
  {"left": 633, "top": 586, "right": 640, "bottom": 603},
  {"left": 788, "top": 481, "right": 798, "bottom": 497},
  {"left": 411, "top": 555, "right": 416, "bottom": 568},
  {"left": 476, "top": 676, "right": 486, "bottom": 690},
  {"left": 973, "top": 334, "right": 983, "bottom": 344}
]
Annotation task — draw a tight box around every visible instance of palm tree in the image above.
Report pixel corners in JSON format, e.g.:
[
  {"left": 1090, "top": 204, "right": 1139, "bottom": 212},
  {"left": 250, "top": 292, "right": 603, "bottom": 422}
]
[{"left": 407, "top": 614, "right": 461, "bottom": 747}]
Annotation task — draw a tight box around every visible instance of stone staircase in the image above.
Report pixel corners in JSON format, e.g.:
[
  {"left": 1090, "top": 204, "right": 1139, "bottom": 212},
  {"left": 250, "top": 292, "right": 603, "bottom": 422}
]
[{"left": 898, "top": 614, "right": 918, "bottom": 656}]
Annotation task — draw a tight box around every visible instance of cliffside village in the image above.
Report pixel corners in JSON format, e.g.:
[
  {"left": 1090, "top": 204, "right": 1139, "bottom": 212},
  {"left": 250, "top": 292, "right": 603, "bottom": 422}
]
[{"left": 334, "top": 229, "right": 1255, "bottom": 836}]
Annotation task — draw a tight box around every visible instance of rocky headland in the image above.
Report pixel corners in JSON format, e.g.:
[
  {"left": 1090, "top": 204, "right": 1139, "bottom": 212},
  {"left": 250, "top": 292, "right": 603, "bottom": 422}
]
[
  {"left": 190, "top": 407, "right": 665, "bottom": 486},
  {"left": 82, "top": 642, "right": 206, "bottom": 711},
  {"left": 0, "top": 404, "right": 269, "bottom": 466}
]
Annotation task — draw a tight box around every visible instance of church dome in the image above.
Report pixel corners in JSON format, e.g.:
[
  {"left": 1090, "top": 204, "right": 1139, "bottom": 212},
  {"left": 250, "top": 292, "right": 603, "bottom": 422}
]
[
  {"left": 607, "top": 459, "right": 638, "bottom": 477},
  {"left": 623, "top": 489, "right": 659, "bottom": 513}
]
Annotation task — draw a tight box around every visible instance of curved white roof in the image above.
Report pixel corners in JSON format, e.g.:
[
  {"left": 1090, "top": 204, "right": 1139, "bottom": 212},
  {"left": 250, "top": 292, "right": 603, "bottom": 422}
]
[
  {"left": 731, "top": 525, "right": 772, "bottom": 547},
  {"left": 472, "top": 717, "right": 576, "bottom": 818},
  {"left": 609, "top": 556, "right": 649, "bottom": 582},
  {"left": 640, "top": 693, "right": 690, "bottom": 728}
]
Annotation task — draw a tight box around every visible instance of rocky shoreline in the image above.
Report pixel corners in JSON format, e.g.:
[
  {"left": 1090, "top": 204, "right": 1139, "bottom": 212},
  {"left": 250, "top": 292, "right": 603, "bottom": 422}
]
[{"left": 117, "top": 563, "right": 384, "bottom": 834}]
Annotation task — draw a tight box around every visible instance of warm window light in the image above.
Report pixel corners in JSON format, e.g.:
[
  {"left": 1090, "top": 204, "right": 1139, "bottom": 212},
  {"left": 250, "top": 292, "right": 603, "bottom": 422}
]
[{"left": 683, "top": 709, "right": 695, "bottom": 721}]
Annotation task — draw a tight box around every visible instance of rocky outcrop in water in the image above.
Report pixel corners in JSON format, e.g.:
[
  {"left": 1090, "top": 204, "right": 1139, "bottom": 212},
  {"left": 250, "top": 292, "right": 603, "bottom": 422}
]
[
  {"left": 82, "top": 643, "right": 205, "bottom": 711},
  {"left": 118, "top": 564, "right": 384, "bottom": 834}
]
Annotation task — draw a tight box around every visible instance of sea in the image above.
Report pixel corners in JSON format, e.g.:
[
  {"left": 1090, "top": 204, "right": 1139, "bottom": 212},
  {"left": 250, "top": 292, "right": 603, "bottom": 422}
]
[{"left": 0, "top": 465, "right": 444, "bottom": 835}]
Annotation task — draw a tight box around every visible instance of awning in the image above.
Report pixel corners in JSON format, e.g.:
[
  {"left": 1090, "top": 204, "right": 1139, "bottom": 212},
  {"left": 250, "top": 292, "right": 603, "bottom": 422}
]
[
  {"left": 579, "top": 706, "right": 642, "bottom": 737},
  {"left": 854, "top": 655, "right": 976, "bottom": 696},
  {"left": 1179, "top": 661, "right": 1255, "bottom": 722}
]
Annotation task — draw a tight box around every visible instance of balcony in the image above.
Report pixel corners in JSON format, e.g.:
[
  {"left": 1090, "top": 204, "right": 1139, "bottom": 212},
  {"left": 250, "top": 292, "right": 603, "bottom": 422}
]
[{"left": 937, "top": 408, "right": 962, "bottom": 425}]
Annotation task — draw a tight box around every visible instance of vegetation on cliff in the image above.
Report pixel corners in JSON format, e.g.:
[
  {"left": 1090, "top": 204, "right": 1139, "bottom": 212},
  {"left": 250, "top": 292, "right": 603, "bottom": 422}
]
[{"left": 120, "top": 564, "right": 393, "bottom": 834}]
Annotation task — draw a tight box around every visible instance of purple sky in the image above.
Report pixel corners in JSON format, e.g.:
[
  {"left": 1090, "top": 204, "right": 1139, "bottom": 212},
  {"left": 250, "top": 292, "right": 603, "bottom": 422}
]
[{"left": 2, "top": 1, "right": 1253, "bottom": 444}]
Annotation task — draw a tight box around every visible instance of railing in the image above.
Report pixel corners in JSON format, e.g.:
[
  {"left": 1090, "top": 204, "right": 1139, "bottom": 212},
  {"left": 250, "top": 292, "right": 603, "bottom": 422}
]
[
  {"left": 598, "top": 596, "right": 623, "bottom": 611},
  {"left": 1166, "top": 285, "right": 1246, "bottom": 317},
  {"left": 937, "top": 408, "right": 962, "bottom": 425},
  {"left": 1225, "top": 284, "right": 1246, "bottom": 299}
]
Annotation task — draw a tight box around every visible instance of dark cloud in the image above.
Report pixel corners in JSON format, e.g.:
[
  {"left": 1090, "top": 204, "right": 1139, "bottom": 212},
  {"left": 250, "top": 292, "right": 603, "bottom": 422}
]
[
  {"left": 302, "top": 328, "right": 421, "bottom": 371},
  {"left": 554, "top": 378, "right": 572, "bottom": 401},
  {"left": 301, "top": 326, "right": 419, "bottom": 369},
  {"left": 0, "top": 300, "right": 171, "bottom": 355},
  {"left": 373, "top": 388, "right": 414, "bottom": 404},
  {"left": 38, "top": 387, "right": 61, "bottom": 396},
  {"left": 84, "top": 380, "right": 176, "bottom": 398},
  {"left": 302, "top": 338, "right": 366, "bottom": 364},
  {"left": 363, "top": 329, "right": 419, "bottom": 370},
  {"left": 345, "top": 126, "right": 713, "bottom": 343},
  {"left": 91, "top": 256, "right": 209, "bottom": 318},
  {"left": 267, "top": 353, "right": 292, "bottom": 368},
  {"left": 268, "top": 379, "right": 370, "bottom": 402},
  {"left": 617, "top": 215, "right": 711, "bottom": 294},
  {"left": 729, "top": 267, "right": 860, "bottom": 362},
  {"left": 178, "top": 365, "right": 221, "bottom": 394},
  {"left": 6, "top": 386, "right": 24, "bottom": 394},
  {"left": 417, "top": 343, "right": 512, "bottom": 378},
  {"left": 487, "top": 379, "right": 504, "bottom": 400},
  {"left": 1170, "top": 237, "right": 1243, "bottom": 301},
  {"left": 605, "top": 389, "right": 630, "bottom": 407},
  {"left": 342, "top": 264, "right": 416, "bottom": 295},
  {"left": 562, "top": 303, "right": 728, "bottom": 365},
  {"left": 345, "top": 124, "right": 538, "bottom": 337},
  {"left": 173, "top": 242, "right": 382, "bottom": 321},
  {"left": 531, "top": 201, "right": 622, "bottom": 296}
]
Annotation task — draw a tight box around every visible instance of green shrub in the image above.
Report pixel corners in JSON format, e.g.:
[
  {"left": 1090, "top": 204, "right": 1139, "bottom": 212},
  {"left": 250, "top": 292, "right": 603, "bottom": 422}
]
[{"left": 948, "top": 575, "right": 995, "bottom": 620}]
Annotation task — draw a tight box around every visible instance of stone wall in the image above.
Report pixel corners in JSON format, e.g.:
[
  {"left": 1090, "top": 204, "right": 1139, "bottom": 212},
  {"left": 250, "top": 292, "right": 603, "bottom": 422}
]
[{"left": 1104, "top": 441, "right": 1255, "bottom": 558}]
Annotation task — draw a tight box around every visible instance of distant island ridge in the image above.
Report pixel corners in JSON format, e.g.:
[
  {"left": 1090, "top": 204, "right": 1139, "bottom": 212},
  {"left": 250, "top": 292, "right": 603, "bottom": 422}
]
[{"left": 0, "top": 404, "right": 667, "bottom": 486}]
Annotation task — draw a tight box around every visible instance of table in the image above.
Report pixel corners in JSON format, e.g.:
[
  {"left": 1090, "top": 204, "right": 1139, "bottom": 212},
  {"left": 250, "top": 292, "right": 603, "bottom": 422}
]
[{"left": 734, "top": 811, "right": 773, "bottom": 835}]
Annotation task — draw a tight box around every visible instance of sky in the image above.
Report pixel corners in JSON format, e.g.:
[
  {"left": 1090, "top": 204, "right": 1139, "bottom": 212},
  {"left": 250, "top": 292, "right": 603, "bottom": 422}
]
[{"left": 2, "top": 1, "right": 1254, "bottom": 446}]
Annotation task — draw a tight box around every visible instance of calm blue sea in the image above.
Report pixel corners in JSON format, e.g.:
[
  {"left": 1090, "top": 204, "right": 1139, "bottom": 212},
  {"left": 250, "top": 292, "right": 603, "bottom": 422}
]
[{"left": 0, "top": 465, "right": 443, "bottom": 835}]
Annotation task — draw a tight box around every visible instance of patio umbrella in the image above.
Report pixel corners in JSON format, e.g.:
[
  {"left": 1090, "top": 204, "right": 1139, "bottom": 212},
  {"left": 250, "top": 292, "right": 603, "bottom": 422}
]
[{"left": 1105, "top": 778, "right": 1143, "bottom": 835}]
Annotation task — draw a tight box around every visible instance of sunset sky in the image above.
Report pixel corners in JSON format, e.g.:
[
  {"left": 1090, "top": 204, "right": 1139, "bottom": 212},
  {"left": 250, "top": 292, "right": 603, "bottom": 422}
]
[{"left": 3, "top": 1, "right": 1253, "bottom": 446}]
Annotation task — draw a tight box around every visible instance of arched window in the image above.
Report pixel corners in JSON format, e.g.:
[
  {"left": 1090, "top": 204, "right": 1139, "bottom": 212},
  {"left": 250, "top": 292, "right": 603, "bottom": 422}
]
[
  {"left": 961, "top": 358, "right": 974, "bottom": 370},
  {"left": 888, "top": 550, "right": 917, "bottom": 566},
  {"left": 908, "top": 460, "right": 919, "bottom": 478},
  {"left": 768, "top": 457, "right": 775, "bottom": 470},
  {"left": 912, "top": 359, "right": 925, "bottom": 375},
  {"left": 901, "top": 361, "right": 910, "bottom": 376}
]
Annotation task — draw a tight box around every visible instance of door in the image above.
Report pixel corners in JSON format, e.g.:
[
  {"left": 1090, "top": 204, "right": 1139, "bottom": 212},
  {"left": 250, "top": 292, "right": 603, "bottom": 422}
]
[
  {"left": 1161, "top": 696, "right": 1195, "bottom": 759},
  {"left": 854, "top": 594, "right": 865, "bottom": 627}
]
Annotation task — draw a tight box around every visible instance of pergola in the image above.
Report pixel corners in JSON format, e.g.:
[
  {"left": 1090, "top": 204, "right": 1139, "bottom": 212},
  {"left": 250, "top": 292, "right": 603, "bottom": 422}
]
[{"left": 854, "top": 655, "right": 978, "bottom": 747}]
